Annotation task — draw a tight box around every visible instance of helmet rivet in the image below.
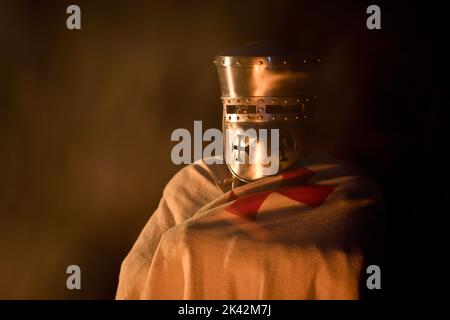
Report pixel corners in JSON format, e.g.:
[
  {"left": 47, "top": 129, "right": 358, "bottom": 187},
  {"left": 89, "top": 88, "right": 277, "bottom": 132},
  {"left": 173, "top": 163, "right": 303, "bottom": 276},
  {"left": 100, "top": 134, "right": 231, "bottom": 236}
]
[
  {"left": 296, "top": 98, "right": 301, "bottom": 103},
  {"left": 284, "top": 117, "right": 288, "bottom": 120},
  {"left": 258, "top": 99, "right": 263, "bottom": 103},
  {"left": 246, "top": 98, "right": 251, "bottom": 103},
  {"left": 272, "top": 99, "right": 276, "bottom": 103},
  {"left": 236, "top": 99, "right": 240, "bottom": 103},
  {"left": 258, "top": 107, "right": 263, "bottom": 112},
  {"left": 258, "top": 115, "right": 263, "bottom": 120},
  {"left": 284, "top": 99, "right": 288, "bottom": 104},
  {"left": 272, "top": 116, "right": 276, "bottom": 120},
  {"left": 236, "top": 116, "right": 240, "bottom": 120},
  {"left": 283, "top": 60, "right": 287, "bottom": 64},
  {"left": 258, "top": 60, "right": 263, "bottom": 65},
  {"left": 227, "top": 99, "right": 231, "bottom": 104},
  {"left": 222, "top": 60, "right": 226, "bottom": 65},
  {"left": 303, "top": 59, "right": 308, "bottom": 63},
  {"left": 228, "top": 116, "right": 232, "bottom": 120},
  {"left": 314, "top": 95, "right": 318, "bottom": 99},
  {"left": 236, "top": 61, "right": 240, "bottom": 65},
  {"left": 296, "top": 116, "right": 299, "bottom": 120},
  {"left": 317, "top": 59, "right": 321, "bottom": 63}
]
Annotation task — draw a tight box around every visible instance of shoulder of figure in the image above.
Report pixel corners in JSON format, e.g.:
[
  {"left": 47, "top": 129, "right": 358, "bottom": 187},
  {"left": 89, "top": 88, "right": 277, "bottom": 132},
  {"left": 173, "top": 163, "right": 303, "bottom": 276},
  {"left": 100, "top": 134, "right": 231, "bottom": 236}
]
[
  {"left": 306, "top": 150, "right": 386, "bottom": 206},
  {"left": 163, "top": 156, "right": 230, "bottom": 201}
]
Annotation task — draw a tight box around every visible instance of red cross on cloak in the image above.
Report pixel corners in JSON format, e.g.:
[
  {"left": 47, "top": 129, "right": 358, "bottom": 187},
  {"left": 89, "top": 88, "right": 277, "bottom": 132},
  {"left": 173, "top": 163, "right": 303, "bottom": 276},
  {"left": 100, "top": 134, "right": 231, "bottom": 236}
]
[{"left": 226, "top": 168, "right": 335, "bottom": 219}]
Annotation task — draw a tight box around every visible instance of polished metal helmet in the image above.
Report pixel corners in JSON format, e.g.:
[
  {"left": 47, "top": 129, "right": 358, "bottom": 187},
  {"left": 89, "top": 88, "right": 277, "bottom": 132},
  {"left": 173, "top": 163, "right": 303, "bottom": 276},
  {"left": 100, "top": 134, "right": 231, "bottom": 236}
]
[{"left": 214, "top": 41, "right": 325, "bottom": 183}]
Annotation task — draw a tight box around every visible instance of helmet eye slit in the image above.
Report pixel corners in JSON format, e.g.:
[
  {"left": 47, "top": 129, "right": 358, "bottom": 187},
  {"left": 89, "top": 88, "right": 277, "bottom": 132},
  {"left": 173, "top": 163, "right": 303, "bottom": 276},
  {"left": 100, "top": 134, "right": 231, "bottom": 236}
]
[
  {"left": 266, "top": 105, "right": 301, "bottom": 114},
  {"left": 226, "top": 105, "right": 257, "bottom": 114}
]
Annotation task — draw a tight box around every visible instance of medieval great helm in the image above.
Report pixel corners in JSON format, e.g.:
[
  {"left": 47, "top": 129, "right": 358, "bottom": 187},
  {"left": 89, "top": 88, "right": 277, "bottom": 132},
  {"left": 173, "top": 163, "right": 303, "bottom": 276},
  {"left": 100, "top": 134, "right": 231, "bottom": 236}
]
[{"left": 214, "top": 41, "right": 324, "bottom": 182}]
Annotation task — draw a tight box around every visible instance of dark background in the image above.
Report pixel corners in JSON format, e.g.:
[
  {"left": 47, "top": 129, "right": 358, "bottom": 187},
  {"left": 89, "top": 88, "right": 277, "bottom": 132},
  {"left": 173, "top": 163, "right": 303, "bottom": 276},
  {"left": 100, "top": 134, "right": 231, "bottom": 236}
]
[{"left": 0, "top": 0, "right": 446, "bottom": 299}]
